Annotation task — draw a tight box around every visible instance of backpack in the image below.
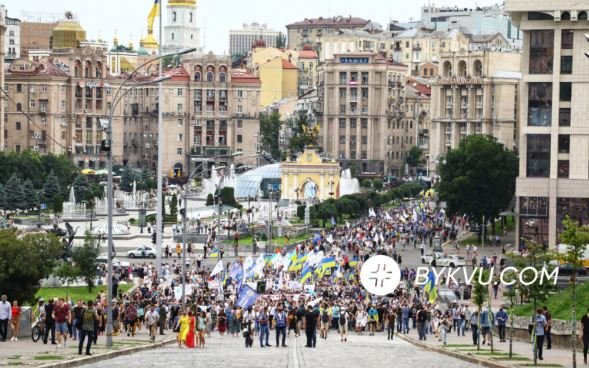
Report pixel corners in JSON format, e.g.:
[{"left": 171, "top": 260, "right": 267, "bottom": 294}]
[
  {"left": 339, "top": 312, "right": 347, "bottom": 325},
  {"left": 322, "top": 311, "right": 330, "bottom": 323},
  {"left": 417, "top": 310, "right": 427, "bottom": 322}
]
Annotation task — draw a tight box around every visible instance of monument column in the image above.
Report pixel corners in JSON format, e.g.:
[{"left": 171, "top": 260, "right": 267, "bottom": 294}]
[{"left": 319, "top": 172, "right": 325, "bottom": 201}]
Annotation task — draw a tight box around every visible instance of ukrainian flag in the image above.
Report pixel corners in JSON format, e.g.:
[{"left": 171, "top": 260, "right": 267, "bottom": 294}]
[
  {"left": 289, "top": 254, "right": 308, "bottom": 272},
  {"left": 348, "top": 256, "right": 358, "bottom": 267},
  {"left": 300, "top": 265, "right": 313, "bottom": 283},
  {"left": 147, "top": 0, "right": 159, "bottom": 29},
  {"left": 423, "top": 270, "right": 438, "bottom": 303},
  {"left": 264, "top": 254, "right": 275, "bottom": 265},
  {"left": 210, "top": 248, "right": 220, "bottom": 258},
  {"left": 321, "top": 257, "right": 336, "bottom": 269}
]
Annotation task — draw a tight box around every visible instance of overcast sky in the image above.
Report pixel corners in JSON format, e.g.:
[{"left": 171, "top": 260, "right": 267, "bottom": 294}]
[{"left": 2, "top": 0, "right": 502, "bottom": 54}]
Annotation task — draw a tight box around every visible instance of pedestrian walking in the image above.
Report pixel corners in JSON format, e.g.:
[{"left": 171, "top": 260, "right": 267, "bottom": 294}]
[
  {"left": 10, "top": 300, "right": 20, "bottom": 341},
  {"left": 0, "top": 295, "right": 11, "bottom": 342},
  {"left": 581, "top": 307, "right": 589, "bottom": 365},
  {"left": 274, "top": 304, "right": 287, "bottom": 347},
  {"left": 145, "top": 305, "right": 160, "bottom": 343},
  {"left": 78, "top": 300, "right": 99, "bottom": 356},
  {"left": 534, "top": 308, "right": 547, "bottom": 361}
]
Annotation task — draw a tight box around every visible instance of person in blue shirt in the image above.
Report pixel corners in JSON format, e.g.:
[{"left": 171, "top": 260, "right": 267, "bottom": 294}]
[
  {"left": 495, "top": 307, "right": 508, "bottom": 342},
  {"left": 401, "top": 304, "right": 410, "bottom": 334},
  {"left": 480, "top": 308, "right": 491, "bottom": 345},
  {"left": 534, "top": 308, "right": 547, "bottom": 361},
  {"left": 367, "top": 306, "right": 378, "bottom": 336},
  {"left": 331, "top": 304, "right": 340, "bottom": 330}
]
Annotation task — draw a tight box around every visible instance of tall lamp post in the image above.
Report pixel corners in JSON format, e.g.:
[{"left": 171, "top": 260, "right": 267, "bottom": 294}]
[{"left": 104, "top": 47, "right": 195, "bottom": 348}]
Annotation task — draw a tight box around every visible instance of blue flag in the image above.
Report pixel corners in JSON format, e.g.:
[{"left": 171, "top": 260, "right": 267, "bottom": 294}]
[{"left": 236, "top": 285, "right": 259, "bottom": 308}]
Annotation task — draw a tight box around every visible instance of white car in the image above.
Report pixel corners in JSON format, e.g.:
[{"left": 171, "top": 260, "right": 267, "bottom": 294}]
[
  {"left": 421, "top": 254, "right": 465, "bottom": 268},
  {"left": 96, "top": 254, "right": 130, "bottom": 267},
  {"left": 127, "top": 246, "right": 157, "bottom": 259},
  {"left": 421, "top": 250, "right": 445, "bottom": 264}
]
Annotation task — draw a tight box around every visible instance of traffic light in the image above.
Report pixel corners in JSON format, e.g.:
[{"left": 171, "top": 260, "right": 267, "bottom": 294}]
[{"left": 151, "top": 231, "right": 156, "bottom": 244}]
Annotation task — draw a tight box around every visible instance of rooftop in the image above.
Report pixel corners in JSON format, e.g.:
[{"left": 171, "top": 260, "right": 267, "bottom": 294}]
[
  {"left": 282, "top": 59, "right": 298, "bottom": 69},
  {"left": 287, "top": 16, "right": 369, "bottom": 28}
]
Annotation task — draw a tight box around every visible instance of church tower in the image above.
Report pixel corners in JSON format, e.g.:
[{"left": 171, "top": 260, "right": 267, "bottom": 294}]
[{"left": 164, "top": 0, "right": 201, "bottom": 54}]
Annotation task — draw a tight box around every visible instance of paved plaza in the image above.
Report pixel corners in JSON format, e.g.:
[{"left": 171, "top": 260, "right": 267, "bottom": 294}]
[{"left": 85, "top": 333, "right": 478, "bottom": 368}]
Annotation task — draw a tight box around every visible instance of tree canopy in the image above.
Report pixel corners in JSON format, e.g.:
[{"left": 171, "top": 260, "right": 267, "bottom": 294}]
[
  {"left": 259, "top": 111, "right": 282, "bottom": 161},
  {"left": 0, "top": 230, "right": 63, "bottom": 303},
  {"left": 437, "top": 135, "right": 518, "bottom": 225},
  {"left": 406, "top": 146, "right": 423, "bottom": 169},
  {"left": 287, "top": 111, "right": 318, "bottom": 158}
]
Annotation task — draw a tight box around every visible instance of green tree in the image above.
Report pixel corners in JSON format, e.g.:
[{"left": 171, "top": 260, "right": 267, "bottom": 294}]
[
  {"left": 259, "top": 111, "right": 282, "bottom": 160},
  {"left": 276, "top": 32, "right": 287, "bottom": 48},
  {"left": 372, "top": 178, "right": 384, "bottom": 190},
  {"left": 40, "top": 154, "right": 77, "bottom": 194},
  {"left": 71, "top": 233, "right": 100, "bottom": 292},
  {"left": 43, "top": 170, "right": 62, "bottom": 204},
  {"left": 0, "top": 184, "right": 6, "bottom": 209},
  {"left": 4, "top": 174, "right": 25, "bottom": 210},
  {"left": 559, "top": 217, "right": 589, "bottom": 368},
  {"left": 0, "top": 230, "right": 62, "bottom": 303},
  {"left": 120, "top": 167, "right": 135, "bottom": 193},
  {"left": 54, "top": 261, "right": 79, "bottom": 297},
  {"left": 22, "top": 179, "right": 38, "bottom": 211},
  {"left": 216, "top": 187, "right": 239, "bottom": 208},
  {"left": 438, "top": 135, "right": 517, "bottom": 232},
  {"left": 361, "top": 178, "right": 372, "bottom": 188},
  {"left": 406, "top": 146, "right": 423, "bottom": 172},
  {"left": 52, "top": 194, "right": 64, "bottom": 215},
  {"left": 206, "top": 193, "right": 214, "bottom": 206},
  {"left": 72, "top": 175, "right": 89, "bottom": 204},
  {"left": 170, "top": 193, "right": 178, "bottom": 217}
]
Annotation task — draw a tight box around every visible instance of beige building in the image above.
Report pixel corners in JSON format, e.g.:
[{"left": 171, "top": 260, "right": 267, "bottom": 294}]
[
  {"left": 506, "top": 1, "right": 589, "bottom": 248},
  {"left": 393, "top": 28, "right": 471, "bottom": 76},
  {"left": 429, "top": 50, "right": 521, "bottom": 175},
  {"left": 286, "top": 16, "right": 370, "bottom": 50},
  {"left": 318, "top": 53, "right": 404, "bottom": 175},
  {"left": 319, "top": 29, "right": 394, "bottom": 62}
]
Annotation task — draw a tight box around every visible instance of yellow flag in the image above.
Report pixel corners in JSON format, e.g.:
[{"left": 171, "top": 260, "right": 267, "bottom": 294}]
[{"left": 147, "top": 0, "right": 160, "bottom": 33}]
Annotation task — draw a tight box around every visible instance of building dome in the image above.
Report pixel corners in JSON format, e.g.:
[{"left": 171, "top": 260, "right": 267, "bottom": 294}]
[
  {"left": 235, "top": 164, "right": 281, "bottom": 198},
  {"left": 52, "top": 15, "right": 86, "bottom": 49},
  {"left": 168, "top": 0, "right": 197, "bottom": 5}
]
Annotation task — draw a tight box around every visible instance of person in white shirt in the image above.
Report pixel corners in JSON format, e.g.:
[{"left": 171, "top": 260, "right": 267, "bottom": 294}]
[
  {"left": 0, "top": 295, "right": 11, "bottom": 342},
  {"left": 145, "top": 305, "right": 160, "bottom": 342}
]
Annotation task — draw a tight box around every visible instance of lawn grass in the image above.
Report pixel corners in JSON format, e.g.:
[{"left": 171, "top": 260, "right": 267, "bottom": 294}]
[
  {"left": 35, "top": 283, "right": 133, "bottom": 304},
  {"left": 493, "top": 356, "right": 532, "bottom": 361},
  {"left": 222, "top": 233, "right": 313, "bottom": 247},
  {"left": 33, "top": 355, "right": 63, "bottom": 360},
  {"left": 514, "top": 280, "right": 589, "bottom": 320}
]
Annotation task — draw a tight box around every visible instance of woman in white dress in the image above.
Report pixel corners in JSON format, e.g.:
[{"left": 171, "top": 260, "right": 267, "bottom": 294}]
[{"left": 355, "top": 309, "right": 368, "bottom": 335}]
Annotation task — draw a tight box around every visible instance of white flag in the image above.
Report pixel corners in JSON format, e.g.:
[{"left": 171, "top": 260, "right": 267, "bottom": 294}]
[{"left": 210, "top": 260, "right": 224, "bottom": 276}]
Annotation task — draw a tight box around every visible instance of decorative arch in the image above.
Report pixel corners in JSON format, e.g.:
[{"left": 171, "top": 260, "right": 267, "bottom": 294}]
[
  {"left": 172, "top": 11, "right": 177, "bottom": 22},
  {"left": 74, "top": 59, "right": 82, "bottom": 78},
  {"left": 473, "top": 59, "right": 483, "bottom": 77},
  {"left": 442, "top": 61, "right": 452, "bottom": 77},
  {"left": 579, "top": 11, "right": 588, "bottom": 20},
  {"left": 457, "top": 60, "right": 467, "bottom": 77},
  {"left": 84, "top": 60, "right": 92, "bottom": 78},
  {"left": 561, "top": 11, "right": 571, "bottom": 20}
]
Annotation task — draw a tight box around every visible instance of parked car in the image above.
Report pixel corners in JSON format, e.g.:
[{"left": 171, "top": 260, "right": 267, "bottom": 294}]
[
  {"left": 557, "top": 263, "right": 587, "bottom": 276},
  {"left": 96, "top": 253, "right": 130, "bottom": 267},
  {"left": 421, "top": 254, "right": 465, "bottom": 268},
  {"left": 127, "top": 246, "right": 157, "bottom": 259}
]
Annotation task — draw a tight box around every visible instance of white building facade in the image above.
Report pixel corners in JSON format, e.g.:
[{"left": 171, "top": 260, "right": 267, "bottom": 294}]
[{"left": 164, "top": 0, "right": 201, "bottom": 55}]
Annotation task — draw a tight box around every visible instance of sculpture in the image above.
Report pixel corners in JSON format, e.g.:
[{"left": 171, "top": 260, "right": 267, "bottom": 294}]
[{"left": 302, "top": 124, "right": 320, "bottom": 147}]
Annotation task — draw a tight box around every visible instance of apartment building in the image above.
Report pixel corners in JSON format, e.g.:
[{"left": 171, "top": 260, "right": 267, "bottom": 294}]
[
  {"left": 286, "top": 16, "right": 369, "bottom": 50},
  {"left": 506, "top": 1, "right": 589, "bottom": 248},
  {"left": 429, "top": 50, "right": 521, "bottom": 174}
]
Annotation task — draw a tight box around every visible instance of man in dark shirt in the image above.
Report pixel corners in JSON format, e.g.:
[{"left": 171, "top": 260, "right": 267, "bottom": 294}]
[
  {"left": 543, "top": 306, "right": 552, "bottom": 349},
  {"left": 303, "top": 305, "right": 318, "bottom": 348},
  {"left": 581, "top": 308, "right": 589, "bottom": 365},
  {"left": 43, "top": 299, "right": 56, "bottom": 344}
]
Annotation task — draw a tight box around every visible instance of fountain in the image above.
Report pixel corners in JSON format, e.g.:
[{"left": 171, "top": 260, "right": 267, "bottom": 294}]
[
  {"left": 95, "top": 186, "right": 128, "bottom": 217},
  {"left": 201, "top": 165, "right": 239, "bottom": 199},
  {"left": 339, "top": 168, "right": 361, "bottom": 196},
  {"left": 91, "top": 222, "right": 130, "bottom": 236},
  {"left": 121, "top": 180, "right": 149, "bottom": 211},
  {"left": 62, "top": 186, "right": 88, "bottom": 220}
]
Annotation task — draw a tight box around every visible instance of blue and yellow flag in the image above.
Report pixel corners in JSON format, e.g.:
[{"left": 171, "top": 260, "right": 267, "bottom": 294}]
[
  {"left": 423, "top": 270, "right": 438, "bottom": 303},
  {"left": 348, "top": 256, "right": 358, "bottom": 267},
  {"left": 210, "top": 248, "right": 220, "bottom": 258},
  {"left": 321, "top": 257, "right": 336, "bottom": 270},
  {"left": 288, "top": 254, "right": 308, "bottom": 272},
  {"left": 147, "top": 0, "right": 160, "bottom": 33},
  {"left": 300, "top": 264, "right": 314, "bottom": 283}
]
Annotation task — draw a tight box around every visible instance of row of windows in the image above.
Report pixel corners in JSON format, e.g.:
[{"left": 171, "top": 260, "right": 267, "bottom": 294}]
[
  {"left": 529, "top": 30, "right": 574, "bottom": 74},
  {"left": 528, "top": 82, "right": 572, "bottom": 127},
  {"left": 338, "top": 118, "right": 369, "bottom": 129}
]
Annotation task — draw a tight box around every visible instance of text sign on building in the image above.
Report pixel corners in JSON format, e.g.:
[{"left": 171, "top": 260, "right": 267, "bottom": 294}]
[
  {"left": 339, "top": 57, "right": 369, "bottom": 64},
  {"left": 439, "top": 76, "right": 482, "bottom": 85},
  {"left": 79, "top": 80, "right": 111, "bottom": 89}
]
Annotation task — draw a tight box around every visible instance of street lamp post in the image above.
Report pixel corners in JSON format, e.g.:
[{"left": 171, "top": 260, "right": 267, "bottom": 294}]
[{"left": 104, "top": 47, "right": 194, "bottom": 348}]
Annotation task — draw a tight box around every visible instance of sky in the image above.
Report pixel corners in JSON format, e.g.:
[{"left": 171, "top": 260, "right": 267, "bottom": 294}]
[{"left": 2, "top": 0, "right": 503, "bottom": 54}]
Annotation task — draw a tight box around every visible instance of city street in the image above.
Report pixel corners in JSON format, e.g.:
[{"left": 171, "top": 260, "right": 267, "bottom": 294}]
[{"left": 85, "top": 332, "right": 478, "bottom": 368}]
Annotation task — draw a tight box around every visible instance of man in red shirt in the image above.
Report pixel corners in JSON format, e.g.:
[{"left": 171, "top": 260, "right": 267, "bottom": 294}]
[{"left": 52, "top": 298, "right": 71, "bottom": 348}]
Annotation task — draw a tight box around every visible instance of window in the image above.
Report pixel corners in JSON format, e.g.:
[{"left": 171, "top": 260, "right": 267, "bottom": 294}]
[
  {"left": 219, "top": 73, "right": 226, "bottom": 83},
  {"left": 177, "top": 134, "right": 183, "bottom": 142},
  {"left": 194, "top": 72, "right": 201, "bottom": 81},
  {"left": 529, "top": 30, "right": 554, "bottom": 74},
  {"left": 526, "top": 134, "right": 551, "bottom": 177},
  {"left": 361, "top": 151, "right": 367, "bottom": 159},
  {"left": 177, "top": 148, "right": 182, "bottom": 155},
  {"left": 41, "top": 85, "right": 47, "bottom": 92},
  {"left": 177, "top": 119, "right": 183, "bottom": 126},
  {"left": 561, "top": 30, "right": 574, "bottom": 49},
  {"left": 16, "top": 84, "right": 22, "bottom": 93},
  {"left": 339, "top": 135, "right": 346, "bottom": 144},
  {"left": 560, "top": 82, "right": 572, "bottom": 101},
  {"left": 361, "top": 136, "right": 367, "bottom": 144},
  {"left": 171, "top": 32, "right": 175, "bottom": 40},
  {"left": 237, "top": 120, "right": 243, "bottom": 128},
  {"left": 15, "top": 145, "right": 20, "bottom": 153},
  {"left": 206, "top": 72, "right": 213, "bottom": 82},
  {"left": 177, "top": 89, "right": 183, "bottom": 96},
  {"left": 561, "top": 56, "right": 573, "bottom": 74},
  {"left": 528, "top": 83, "right": 552, "bottom": 126},
  {"left": 237, "top": 134, "right": 242, "bottom": 143},
  {"left": 339, "top": 72, "right": 347, "bottom": 84},
  {"left": 237, "top": 90, "right": 243, "bottom": 98},
  {"left": 237, "top": 106, "right": 243, "bottom": 113},
  {"left": 339, "top": 119, "right": 346, "bottom": 129},
  {"left": 61, "top": 100, "right": 66, "bottom": 109},
  {"left": 172, "top": 12, "right": 177, "bottom": 22},
  {"left": 340, "top": 104, "right": 346, "bottom": 113},
  {"left": 16, "top": 103, "right": 21, "bottom": 111},
  {"left": 8, "top": 30, "right": 13, "bottom": 36},
  {"left": 558, "top": 160, "right": 569, "bottom": 178},
  {"left": 361, "top": 119, "right": 368, "bottom": 129},
  {"left": 15, "top": 122, "right": 21, "bottom": 130},
  {"left": 339, "top": 88, "right": 346, "bottom": 98},
  {"left": 350, "top": 119, "right": 357, "bottom": 129},
  {"left": 528, "top": 12, "right": 554, "bottom": 20},
  {"left": 177, "top": 103, "right": 183, "bottom": 112},
  {"left": 558, "top": 134, "right": 570, "bottom": 153},
  {"left": 559, "top": 108, "right": 571, "bottom": 126},
  {"left": 29, "top": 99, "right": 35, "bottom": 108},
  {"left": 189, "top": 12, "right": 193, "bottom": 22},
  {"left": 361, "top": 72, "right": 368, "bottom": 84},
  {"left": 9, "top": 39, "right": 13, "bottom": 45}
]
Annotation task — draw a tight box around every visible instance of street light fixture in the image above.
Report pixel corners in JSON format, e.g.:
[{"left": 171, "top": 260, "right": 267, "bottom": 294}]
[{"left": 104, "top": 49, "right": 188, "bottom": 348}]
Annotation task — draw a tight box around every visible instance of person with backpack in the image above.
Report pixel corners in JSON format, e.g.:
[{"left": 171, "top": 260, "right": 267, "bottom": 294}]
[
  {"left": 78, "top": 300, "right": 99, "bottom": 356},
  {"left": 319, "top": 303, "right": 331, "bottom": 339},
  {"left": 416, "top": 306, "right": 428, "bottom": 341},
  {"left": 339, "top": 307, "right": 349, "bottom": 342}
]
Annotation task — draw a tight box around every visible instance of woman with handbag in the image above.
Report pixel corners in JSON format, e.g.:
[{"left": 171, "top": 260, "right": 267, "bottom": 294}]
[{"left": 175, "top": 310, "right": 188, "bottom": 348}]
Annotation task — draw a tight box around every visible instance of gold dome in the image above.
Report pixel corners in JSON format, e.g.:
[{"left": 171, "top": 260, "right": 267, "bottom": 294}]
[
  {"left": 52, "top": 19, "right": 86, "bottom": 49},
  {"left": 168, "top": 0, "right": 197, "bottom": 6}
]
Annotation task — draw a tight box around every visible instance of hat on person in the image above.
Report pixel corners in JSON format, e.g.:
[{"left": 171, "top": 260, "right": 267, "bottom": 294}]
[{"left": 38, "top": 297, "right": 45, "bottom": 302}]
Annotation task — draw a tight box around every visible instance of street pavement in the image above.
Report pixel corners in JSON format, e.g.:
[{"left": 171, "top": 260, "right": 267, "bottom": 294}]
[{"left": 84, "top": 332, "right": 479, "bottom": 368}]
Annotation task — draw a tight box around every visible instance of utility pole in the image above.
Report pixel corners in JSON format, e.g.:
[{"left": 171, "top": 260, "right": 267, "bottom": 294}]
[
  {"left": 155, "top": 0, "right": 164, "bottom": 274},
  {"left": 0, "top": 6, "right": 6, "bottom": 151}
]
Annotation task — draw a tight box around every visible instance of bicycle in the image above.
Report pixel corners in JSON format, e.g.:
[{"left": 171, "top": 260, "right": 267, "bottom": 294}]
[{"left": 31, "top": 318, "right": 45, "bottom": 343}]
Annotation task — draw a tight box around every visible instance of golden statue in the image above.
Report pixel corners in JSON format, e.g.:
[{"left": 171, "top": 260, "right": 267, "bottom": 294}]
[{"left": 302, "top": 124, "right": 320, "bottom": 147}]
